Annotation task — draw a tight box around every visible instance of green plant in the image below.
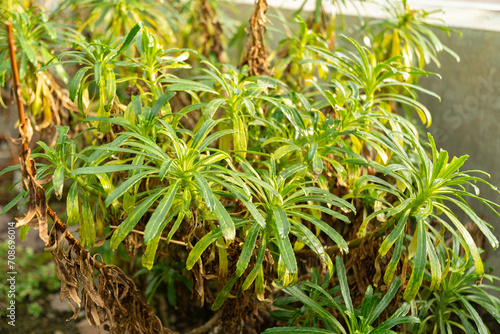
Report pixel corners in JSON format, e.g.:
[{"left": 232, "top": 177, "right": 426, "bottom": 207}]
[
  {"left": 364, "top": 0, "right": 460, "bottom": 71},
  {"left": 64, "top": 0, "right": 180, "bottom": 46},
  {"left": 135, "top": 261, "right": 193, "bottom": 307},
  {"left": 307, "top": 35, "right": 439, "bottom": 126},
  {"left": 42, "top": 23, "right": 141, "bottom": 130},
  {"left": 265, "top": 255, "right": 420, "bottom": 333},
  {"left": 411, "top": 238, "right": 500, "bottom": 334},
  {"left": 0, "top": 6, "right": 77, "bottom": 128},
  {"left": 350, "top": 123, "right": 500, "bottom": 301},
  {"left": 270, "top": 15, "right": 330, "bottom": 90}
]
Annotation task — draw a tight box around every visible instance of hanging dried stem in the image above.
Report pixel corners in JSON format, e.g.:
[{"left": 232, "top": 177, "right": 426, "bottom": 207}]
[
  {"left": 306, "top": 5, "right": 336, "bottom": 50},
  {"left": 199, "top": 0, "right": 226, "bottom": 63},
  {"left": 6, "top": 22, "right": 174, "bottom": 334},
  {"left": 240, "top": 0, "right": 270, "bottom": 76}
]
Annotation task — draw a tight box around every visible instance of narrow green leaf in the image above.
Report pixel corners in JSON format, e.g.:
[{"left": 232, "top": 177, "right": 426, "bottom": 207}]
[
  {"left": 94, "top": 61, "right": 102, "bottom": 86},
  {"left": 335, "top": 256, "right": 354, "bottom": 314},
  {"left": 279, "top": 163, "right": 308, "bottom": 180},
  {"left": 285, "top": 285, "right": 346, "bottom": 333},
  {"left": 159, "top": 159, "right": 173, "bottom": 180},
  {"left": 165, "top": 210, "right": 184, "bottom": 243},
  {"left": 18, "top": 35, "right": 37, "bottom": 65},
  {"left": 272, "top": 224, "right": 297, "bottom": 274},
  {"left": 80, "top": 194, "right": 95, "bottom": 247},
  {"left": 204, "top": 98, "right": 225, "bottom": 119},
  {"left": 186, "top": 228, "right": 222, "bottom": 270},
  {"left": 67, "top": 183, "right": 79, "bottom": 226},
  {"left": 214, "top": 198, "right": 235, "bottom": 241},
  {"left": 236, "top": 223, "right": 261, "bottom": 277},
  {"left": 243, "top": 97, "right": 256, "bottom": 116},
  {"left": 166, "top": 79, "right": 219, "bottom": 94},
  {"left": 426, "top": 233, "right": 442, "bottom": 290},
  {"left": 143, "top": 180, "right": 180, "bottom": 243},
  {"left": 132, "top": 95, "right": 142, "bottom": 117},
  {"left": 308, "top": 142, "right": 318, "bottom": 161},
  {"left": 383, "top": 234, "right": 403, "bottom": 285},
  {"left": 71, "top": 164, "right": 152, "bottom": 175},
  {"left": 290, "top": 221, "right": 334, "bottom": 279},
  {"left": 193, "top": 170, "right": 215, "bottom": 211},
  {"left": 240, "top": 198, "right": 266, "bottom": 229},
  {"left": 118, "top": 22, "right": 141, "bottom": 54},
  {"left": 105, "top": 169, "right": 155, "bottom": 206},
  {"left": 272, "top": 206, "right": 289, "bottom": 238},
  {"left": 290, "top": 211, "right": 348, "bottom": 252},
  {"left": 142, "top": 234, "right": 160, "bottom": 270},
  {"left": 242, "top": 238, "right": 267, "bottom": 290},
  {"left": 105, "top": 67, "right": 116, "bottom": 108},
  {"left": 232, "top": 115, "right": 247, "bottom": 156},
  {"left": 150, "top": 92, "right": 175, "bottom": 120},
  {"left": 19, "top": 226, "right": 29, "bottom": 241},
  {"left": 53, "top": 166, "right": 65, "bottom": 200},
  {"left": 403, "top": 219, "right": 427, "bottom": 301},
  {"left": 110, "top": 189, "right": 165, "bottom": 250},
  {"left": 1, "top": 192, "right": 24, "bottom": 216},
  {"left": 69, "top": 67, "right": 88, "bottom": 101},
  {"left": 369, "top": 277, "right": 402, "bottom": 324},
  {"left": 458, "top": 295, "right": 488, "bottom": 334},
  {"left": 212, "top": 275, "right": 238, "bottom": 311},
  {"left": 379, "top": 210, "right": 410, "bottom": 257},
  {"left": 191, "top": 119, "right": 218, "bottom": 150},
  {"left": 452, "top": 199, "right": 499, "bottom": 249}
]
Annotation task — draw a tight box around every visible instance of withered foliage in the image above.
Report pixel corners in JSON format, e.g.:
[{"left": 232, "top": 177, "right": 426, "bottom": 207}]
[
  {"left": 30, "top": 71, "right": 77, "bottom": 132},
  {"left": 199, "top": 0, "right": 226, "bottom": 63},
  {"left": 240, "top": 0, "right": 270, "bottom": 76},
  {"left": 46, "top": 222, "right": 172, "bottom": 333},
  {"left": 306, "top": 5, "right": 336, "bottom": 50},
  {"left": 13, "top": 117, "right": 50, "bottom": 244}
]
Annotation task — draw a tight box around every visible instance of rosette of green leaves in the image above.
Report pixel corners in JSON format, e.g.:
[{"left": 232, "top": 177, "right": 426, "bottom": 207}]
[
  {"left": 268, "top": 15, "right": 330, "bottom": 90},
  {"left": 133, "top": 22, "right": 193, "bottom": 103},
  {"left": 41, "top": 23, "right": 142, "bottom": 131},
  {"left": 15, "top": 126, "right": 107, "bottom": 246},
  {"left": 352, "top": 123, "right": 500, "bottom": 301},
  {"left": 65, "top": 0, "right": 181, "bottom": 46},
  {"left": 0, "top": 7, "right": 76, "bottom": 115},
  {"left": 265, "top": 256, "right": 419, "bottom": 333},
  {"left": 164, "top": 61, "right": 277, "bottom": 159},
  {"left": 411, "top": 237, "right": 500, "bottom": 334},
  {"left": 71, "top": 99, "right": 249, "bottom": 269},
  {"left": 190, "top": 155, "right": 354, "bottom": 310},
  {"left": 363, "top": 0, "right": 460, "bottom": 71},
  {"left": 307, "top": 35, "right": 440, "bottom": 126}
]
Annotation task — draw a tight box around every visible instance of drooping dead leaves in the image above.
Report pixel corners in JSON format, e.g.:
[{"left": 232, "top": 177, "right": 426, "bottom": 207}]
[{"left": 240, "top": 0, "right": 270, "bottom": 76}]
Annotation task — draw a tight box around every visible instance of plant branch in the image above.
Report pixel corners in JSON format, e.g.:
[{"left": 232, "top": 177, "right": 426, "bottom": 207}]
[
  {"left": 184, "top": 311, "right": 222, "bottom": 334},
  {"left": 6, "top": 22, "right": 30, "bottom": 169}
]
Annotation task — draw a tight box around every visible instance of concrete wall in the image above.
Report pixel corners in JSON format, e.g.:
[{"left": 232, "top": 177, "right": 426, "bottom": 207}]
[{"left": 417, "top": 28, "right": 500, "bottom": 272}]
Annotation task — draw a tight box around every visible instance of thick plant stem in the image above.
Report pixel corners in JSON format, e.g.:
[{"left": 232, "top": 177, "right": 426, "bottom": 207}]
[{"left": 6, "top": 23, "right": 29, "bottom": 166}]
